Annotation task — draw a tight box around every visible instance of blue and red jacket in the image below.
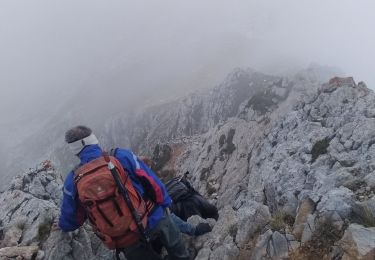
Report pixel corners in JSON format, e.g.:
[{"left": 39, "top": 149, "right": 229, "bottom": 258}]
[{"left": 58, "top": 144, "right": 172, "bottom": 232}]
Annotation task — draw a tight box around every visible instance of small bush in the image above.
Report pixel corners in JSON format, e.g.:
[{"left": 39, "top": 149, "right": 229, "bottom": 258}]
[
  {"left": 292, "top": 221, "right": 344, "bottom": 260},
  {"left": 228, "top": 224, "right": 238, "bottom": 238},
  {"left": 219, "top": 134, "right": 226, "bottom": 148},
  {"left": 269, "top": 211, "right": 287, "bottom": 232},
  {"left": 14, "top": 217, "right": 27, "bottom": 230},
  {"left": 351, "top": 204, "right": 375, "bottom": 227},
  {"left": 311, "top": 138, "right": 330, "bottom": 163},
  {"left": 37, "top": 219, "right": 52, "bottom": 241}
]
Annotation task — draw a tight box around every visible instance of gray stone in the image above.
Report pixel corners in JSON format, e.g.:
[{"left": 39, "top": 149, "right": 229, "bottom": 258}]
[
  {"left": 292, "top": 198, "right": 315, "bottom": 240},
  {"left": 270, "top": 231, "right": 289, "bottom": 259},
  {"left": 338, "top": 224, "right": 375, "bottom": 260},
  {"left": 251, "top": 230, "right": 273, "bottom": 260},
  {"left": 235, "top": 202, "right": 271, "bottom": 246},
  {"left": 301, "top": 214, "right": 316, "bottom": 243},
  {"left": 0, "top": 245, "right": 39, "bottom": 260}
]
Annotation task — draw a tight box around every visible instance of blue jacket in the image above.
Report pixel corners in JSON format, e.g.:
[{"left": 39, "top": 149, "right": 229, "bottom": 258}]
[{"left": 58, "top": 144, "right": 172, "bottom": 232}]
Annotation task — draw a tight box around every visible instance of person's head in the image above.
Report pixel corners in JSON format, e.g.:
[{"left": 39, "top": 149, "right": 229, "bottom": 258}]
[{"left": 65, "top": 125, "right": 99, "bottom": 155}]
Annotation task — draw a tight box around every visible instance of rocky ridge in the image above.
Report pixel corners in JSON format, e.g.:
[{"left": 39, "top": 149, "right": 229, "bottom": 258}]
[
  {"left": 170, "top": 78, "right": 375, "bottom": 259},
  {"left": 2, "top": 68, "right": 375, "bottom": 259}
]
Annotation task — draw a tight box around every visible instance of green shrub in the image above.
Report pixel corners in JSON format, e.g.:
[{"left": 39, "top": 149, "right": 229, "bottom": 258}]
[
  {"left": 269, "top": 211, "right": 287, "bottom": 232},
  {"left": 311, "top": 138, "right": 330, "bottom": 163},
  {"left": 351, "top": 204, "right": 375, "bottom": 227},
  {"left": 37, "top": 219, "right": 52, "bottom": 241}
]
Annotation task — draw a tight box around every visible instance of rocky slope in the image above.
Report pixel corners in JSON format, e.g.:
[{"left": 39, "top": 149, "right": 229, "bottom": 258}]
[
  {"left": 0, "top": 65, "right": 332, "bottom": 191},
  {"left": 169, "top": 79, "right": 375, "bottom": 259},
  {"left": 0, "top": 162, "right": 113, "bottom": 260},
  {"left": 2, "top": 67, "right": 375, "bottom": 260}
]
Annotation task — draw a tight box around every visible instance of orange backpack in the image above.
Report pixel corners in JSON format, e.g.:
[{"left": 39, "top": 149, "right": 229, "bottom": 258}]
[{"left": 74, "top": 155, "right": 154, "bottom": 249}]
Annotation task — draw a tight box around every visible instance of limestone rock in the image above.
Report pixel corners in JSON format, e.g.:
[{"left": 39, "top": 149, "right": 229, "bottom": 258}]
[
  {"left": 0, "top": 162, "right": 112, "bottom": 260},
  {"left": 292, "top": 198, "right": 315, "bottom": 240},
  {"left": 0, "top": 245, "right": 39, "bottom": 260},
  {"left": 337, "top": 224, "right": 375, "bottom": 260}
]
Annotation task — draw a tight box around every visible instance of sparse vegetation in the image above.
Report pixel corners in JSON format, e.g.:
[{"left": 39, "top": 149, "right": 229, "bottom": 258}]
[
  {"left": 360, "top": 206, "right": 375, "bottom": 227},
  {"left": 219, "top": 134, "right": 226, "bottom": 148},
  {"left": 291, "top": 221, "right": 344, "bottom": 260},
  {"left": 14, "top": 217, "right": 27, "bottom": 230},
  {"left": 220, "top": 129, "right": 236, "bottom": 155},
  {"left": 207, "top": 145, "right": 212, "bottom": 153},
  {"left": 37, "top": 219, "right": 52, "bottom": 241},
  {"left": 152, "top": 144, "right": 172, "bottom": 171},
  {"left": 351, "top": 204, "right": 375, "bottom": 227},
  {"left": 269, "top": 211, "right": 294, "bottom": 233},
  {"left": 228, "top": 224, "right": 238, "bottom": 238},
  {"left": 311, "top": 138, "right": 330, "bottom": 163},
  {"left": 206, "top": 182, "right": 217, "bottom": 196}
]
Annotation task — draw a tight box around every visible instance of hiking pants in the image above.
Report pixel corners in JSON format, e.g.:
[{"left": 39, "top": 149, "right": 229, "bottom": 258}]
[
  {"left": 170, "top": 213, "right": 195, "bottom": 236},
  {"left": 122, "top": 210, "right": 190, "bottom": 260}
]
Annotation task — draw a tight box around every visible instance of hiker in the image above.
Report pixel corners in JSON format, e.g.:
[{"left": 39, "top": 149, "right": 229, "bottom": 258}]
[
  {"left": 57, "top": 126, "right": 190, "bottom": 260},
  {"left": 138, "top": 156, "right": 218, "bottom": 222},
  {"left": 166, "top": 172, "right": 219, "bottom": 221},
  {"left": 138, "top": 156, "right": 212, "bottom": 237}
]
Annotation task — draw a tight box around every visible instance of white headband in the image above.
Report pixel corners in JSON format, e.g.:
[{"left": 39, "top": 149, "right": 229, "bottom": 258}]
[{"left": 68, "top": 133, "right": 99, "bottom": 155}]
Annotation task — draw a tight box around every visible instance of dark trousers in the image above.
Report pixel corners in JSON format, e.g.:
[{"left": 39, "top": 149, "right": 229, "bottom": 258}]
[
  {"left": 122, "top": 211, "right": 190, "bottom": 260},
  {"left": 172, "top": 194, "right": 219, "bottom": 221}
]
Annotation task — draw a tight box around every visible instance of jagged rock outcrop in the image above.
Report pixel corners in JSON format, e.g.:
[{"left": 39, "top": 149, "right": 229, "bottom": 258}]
[
  {"left": 171, "top": 78, "right": 375, "bottom": 259},
  {"left": 337, "top": 224, "right": 375, "bottom": 260},
  {"left": 0, "top": 162, "right": 112, "bottom": 260},
  {"left": 2, "top": 67, "right": 375, "bottom": 260}
]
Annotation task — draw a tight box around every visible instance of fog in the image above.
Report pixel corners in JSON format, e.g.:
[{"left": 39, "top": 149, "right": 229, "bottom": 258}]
[{"left": 1, "top": 0, "right": 375, "bottom": 147}]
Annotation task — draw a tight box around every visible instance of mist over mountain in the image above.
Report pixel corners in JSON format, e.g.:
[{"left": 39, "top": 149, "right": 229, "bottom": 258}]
[{"left": 0, "top": 65, "right": 338, "bottom": 190}]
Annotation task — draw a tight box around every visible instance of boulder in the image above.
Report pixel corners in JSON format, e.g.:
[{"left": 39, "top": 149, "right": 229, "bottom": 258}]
[
  {"left": 292, "top": 198, "right": 315, "bottom": 240},
  {"left": 337, "top": 224, "right": 375, "bottom": 260},
  {"left": 0, "top": 245, "right": 39, "bottom": 260}
]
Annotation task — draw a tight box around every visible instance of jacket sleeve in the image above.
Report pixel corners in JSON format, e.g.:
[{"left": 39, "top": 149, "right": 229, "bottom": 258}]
[
  {"left": 115, "top": 149, "right": 172, "bottom": 208},
  {"left": 58, "top": 172, "right": 87, "bottom": 232}
]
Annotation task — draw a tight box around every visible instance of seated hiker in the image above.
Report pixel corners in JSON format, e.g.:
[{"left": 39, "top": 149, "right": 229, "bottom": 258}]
[
  {"left": 166, "top": 172, "right": 219, "bottom": 221},
  {"left": 57, "top": 126, "right": 190, "bottom": 260},
  {"left": 138, "top": 156, "right": 218, "bottom": 222},
  {"left": 139, "top": 156, "right": 213, "bottom": 237}
]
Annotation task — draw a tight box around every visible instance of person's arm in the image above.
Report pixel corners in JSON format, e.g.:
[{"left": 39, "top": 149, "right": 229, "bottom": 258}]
[
  {"left": 58, "top": 172, "right": 86, "bottom": 232},
  {"left": 115, "top": 149, "right": 172, "bottom": 208}
]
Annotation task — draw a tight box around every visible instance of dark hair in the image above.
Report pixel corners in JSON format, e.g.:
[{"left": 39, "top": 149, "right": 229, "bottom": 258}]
[{"left": 65, "top": 125, "right": 92, "bottom": 143}]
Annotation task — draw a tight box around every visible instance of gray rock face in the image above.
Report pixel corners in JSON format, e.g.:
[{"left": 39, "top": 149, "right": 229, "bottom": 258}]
[
  {"left": 251, "top": 230, "right": 291, "bottom": 260},
  {"left": 172, "top": 77, "right": 375, "bottom": 258},
  {"left": 2, "top": 68, "right": 375, "bottom": 260},
  {"left": 0, "top": 162, "right": 112, "bottom": 260},
  {"left": 292, "top": 198, "right": 316, "bottom": 240},
  {"left": 337, "top": 224, "right": 375, "bottom": 260}
]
